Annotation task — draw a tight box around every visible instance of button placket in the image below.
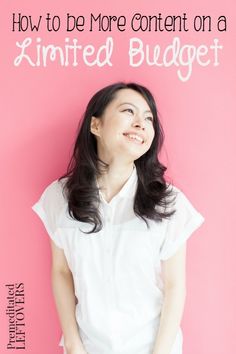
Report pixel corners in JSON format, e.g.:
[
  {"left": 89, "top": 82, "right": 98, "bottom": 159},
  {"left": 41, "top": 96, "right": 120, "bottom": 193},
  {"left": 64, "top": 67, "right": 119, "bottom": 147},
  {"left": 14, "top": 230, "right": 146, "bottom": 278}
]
[{"left": 104, "top": 205, "right": 114, "bottom": 284}]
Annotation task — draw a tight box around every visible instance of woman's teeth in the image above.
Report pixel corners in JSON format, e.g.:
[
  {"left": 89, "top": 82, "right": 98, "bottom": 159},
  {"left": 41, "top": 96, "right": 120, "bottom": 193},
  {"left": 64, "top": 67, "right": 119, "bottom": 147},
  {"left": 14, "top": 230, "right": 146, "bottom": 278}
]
[{"left": 124, "top": 133, "right": 144, "bottom": 143}]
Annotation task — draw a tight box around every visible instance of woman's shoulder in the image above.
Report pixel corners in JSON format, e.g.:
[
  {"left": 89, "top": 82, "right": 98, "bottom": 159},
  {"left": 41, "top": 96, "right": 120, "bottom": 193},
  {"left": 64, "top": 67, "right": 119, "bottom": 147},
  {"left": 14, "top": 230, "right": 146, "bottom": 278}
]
[
  {"left": 164, "top": 181, "right": 204, "bottom": 221},
  {"left": 32, "top": 177, "right": 70, "bottom": 248},
  {"left": 163, "top": 181, "right": 195, "bottom": 213},
  {"left": 38, "top": 177, "right": 69, "bottom": 209},
  {"left": 44, "top": 176, "right": 68, "bottom": 192}
]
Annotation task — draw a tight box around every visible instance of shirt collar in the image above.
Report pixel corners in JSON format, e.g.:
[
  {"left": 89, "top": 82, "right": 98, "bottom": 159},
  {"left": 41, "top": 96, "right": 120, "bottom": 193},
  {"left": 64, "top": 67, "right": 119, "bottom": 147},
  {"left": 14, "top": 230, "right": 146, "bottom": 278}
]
[{"left": 98, "top": 165, "right": 138, "bottom": 205}]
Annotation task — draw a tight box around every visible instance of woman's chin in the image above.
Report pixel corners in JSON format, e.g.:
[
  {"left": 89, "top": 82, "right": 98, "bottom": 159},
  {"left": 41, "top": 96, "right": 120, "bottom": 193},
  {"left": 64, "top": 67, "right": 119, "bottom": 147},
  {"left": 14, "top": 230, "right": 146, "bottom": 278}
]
[
  {"left": 120, "top": 147, "right": 147, "bottom": 161},
  {"left": 100, "top": 143, "right": 149, "bottom": 163},
  {"left": 124, "top": 142, "right": 149, "bottom": 156}
]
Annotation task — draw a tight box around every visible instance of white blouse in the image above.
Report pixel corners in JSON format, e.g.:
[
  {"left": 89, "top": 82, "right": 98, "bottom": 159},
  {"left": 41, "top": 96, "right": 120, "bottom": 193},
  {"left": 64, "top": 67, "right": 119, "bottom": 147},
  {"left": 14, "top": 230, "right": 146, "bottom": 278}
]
[{"left": 32, "top": 167, "right": 205, "bottom": 354}]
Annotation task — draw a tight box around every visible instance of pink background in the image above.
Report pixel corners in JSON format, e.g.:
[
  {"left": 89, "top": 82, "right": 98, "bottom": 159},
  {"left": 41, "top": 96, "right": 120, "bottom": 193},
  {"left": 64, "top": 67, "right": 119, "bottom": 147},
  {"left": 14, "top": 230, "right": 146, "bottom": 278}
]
[{"left": 1, "top": 1, "right": 235, "bottom": 353}]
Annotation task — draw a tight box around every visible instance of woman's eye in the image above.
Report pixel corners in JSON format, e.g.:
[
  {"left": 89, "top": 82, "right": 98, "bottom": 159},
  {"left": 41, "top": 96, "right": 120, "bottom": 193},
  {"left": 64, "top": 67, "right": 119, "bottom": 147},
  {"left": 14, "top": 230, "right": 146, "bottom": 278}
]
[
  {"left": 146, "top": 116, "right": 153, "bottom": 122},
  {"left": 123, "top": 108, "right": 134, "bottom": 114}
]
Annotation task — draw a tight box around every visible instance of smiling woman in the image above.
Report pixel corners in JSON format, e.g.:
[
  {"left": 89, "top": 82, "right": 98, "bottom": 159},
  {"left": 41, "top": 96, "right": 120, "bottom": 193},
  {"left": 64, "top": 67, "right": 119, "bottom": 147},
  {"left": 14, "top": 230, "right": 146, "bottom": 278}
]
[
  {"left": 32, "top": 82, "right": 205, "bottom": 354},
  {"left": 90, "top": 89, "right": 155, "bottom": 166}
]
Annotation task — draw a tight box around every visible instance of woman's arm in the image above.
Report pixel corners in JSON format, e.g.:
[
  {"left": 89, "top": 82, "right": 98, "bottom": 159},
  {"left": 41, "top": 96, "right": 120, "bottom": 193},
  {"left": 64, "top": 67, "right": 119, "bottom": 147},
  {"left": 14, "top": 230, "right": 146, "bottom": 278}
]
[
  {"left": 50, "top": 239, "right": 87, "bottom": 354},
  {"left": 152, "top": 243, "right": 187, "bottom": 354}
]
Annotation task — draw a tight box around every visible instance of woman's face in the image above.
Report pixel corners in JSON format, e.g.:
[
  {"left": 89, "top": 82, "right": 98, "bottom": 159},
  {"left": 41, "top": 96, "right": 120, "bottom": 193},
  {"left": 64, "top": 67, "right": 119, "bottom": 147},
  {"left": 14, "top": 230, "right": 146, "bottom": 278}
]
[{"left": 90, "top": 88, "right": 155, "bottom": 163}]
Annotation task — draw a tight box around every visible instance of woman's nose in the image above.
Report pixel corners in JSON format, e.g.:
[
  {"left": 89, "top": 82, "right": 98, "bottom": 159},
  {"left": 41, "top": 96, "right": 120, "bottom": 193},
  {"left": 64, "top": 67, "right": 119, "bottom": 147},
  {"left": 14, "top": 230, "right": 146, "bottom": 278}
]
[{"left": 132, "top": 115, "right": 145, "bottom": 129}]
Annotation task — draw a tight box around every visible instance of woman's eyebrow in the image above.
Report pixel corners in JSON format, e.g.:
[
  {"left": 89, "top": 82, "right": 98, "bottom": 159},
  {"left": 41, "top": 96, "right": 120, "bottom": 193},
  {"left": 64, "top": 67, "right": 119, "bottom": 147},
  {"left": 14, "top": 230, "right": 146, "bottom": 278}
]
[{"left": 117, "top": 102, "right": 152, "bottom": 113}]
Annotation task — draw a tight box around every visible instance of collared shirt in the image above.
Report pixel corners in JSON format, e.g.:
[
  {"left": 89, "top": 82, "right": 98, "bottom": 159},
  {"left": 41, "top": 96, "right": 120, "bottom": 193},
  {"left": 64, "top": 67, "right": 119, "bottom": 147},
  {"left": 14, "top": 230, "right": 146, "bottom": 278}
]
[{"left": 32, "top": 167, "right": 205, "bottom": 354}]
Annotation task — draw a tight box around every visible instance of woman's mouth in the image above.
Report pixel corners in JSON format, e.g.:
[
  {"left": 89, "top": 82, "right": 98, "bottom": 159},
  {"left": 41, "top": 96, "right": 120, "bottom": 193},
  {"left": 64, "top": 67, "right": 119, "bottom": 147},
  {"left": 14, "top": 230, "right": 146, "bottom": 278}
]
[{"left": 123, "top": 133, "right": 144, "bottom": 144}]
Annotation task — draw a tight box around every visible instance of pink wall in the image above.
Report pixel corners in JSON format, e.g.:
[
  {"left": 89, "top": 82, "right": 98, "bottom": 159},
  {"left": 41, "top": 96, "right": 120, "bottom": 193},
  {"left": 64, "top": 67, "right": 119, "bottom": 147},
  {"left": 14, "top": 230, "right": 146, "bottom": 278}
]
[{"left": 1, "top": 1, "right": 235, "bottom": 353}]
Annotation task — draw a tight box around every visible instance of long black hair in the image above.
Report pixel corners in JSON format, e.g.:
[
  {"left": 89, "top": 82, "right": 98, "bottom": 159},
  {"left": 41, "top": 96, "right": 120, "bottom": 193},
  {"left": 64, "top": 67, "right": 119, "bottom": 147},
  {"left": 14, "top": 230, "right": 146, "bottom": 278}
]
[{"left": 59, "top": 82, "right": 176, "bottom": 233}]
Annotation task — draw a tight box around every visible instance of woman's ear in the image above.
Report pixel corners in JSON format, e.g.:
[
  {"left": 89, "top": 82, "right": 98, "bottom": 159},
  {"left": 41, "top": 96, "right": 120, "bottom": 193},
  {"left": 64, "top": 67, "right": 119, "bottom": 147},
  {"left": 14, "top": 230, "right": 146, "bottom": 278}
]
[{"left": 90, "top": 116, "right": 101, "bottom": 137}]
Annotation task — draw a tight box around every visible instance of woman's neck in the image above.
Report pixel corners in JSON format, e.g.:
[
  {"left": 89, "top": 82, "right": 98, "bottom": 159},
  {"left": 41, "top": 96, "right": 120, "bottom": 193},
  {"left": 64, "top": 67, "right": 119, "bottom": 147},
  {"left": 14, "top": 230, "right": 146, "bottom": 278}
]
[{"left": 97, "top": 161, "right": 134, "bottom": 203}]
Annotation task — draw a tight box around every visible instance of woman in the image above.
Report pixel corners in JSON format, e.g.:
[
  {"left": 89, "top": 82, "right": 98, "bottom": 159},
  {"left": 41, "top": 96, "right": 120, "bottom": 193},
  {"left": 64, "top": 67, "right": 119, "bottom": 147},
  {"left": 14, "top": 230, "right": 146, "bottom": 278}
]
[{"left": 32, "top": 82, "right": 205, "bottom": 354}]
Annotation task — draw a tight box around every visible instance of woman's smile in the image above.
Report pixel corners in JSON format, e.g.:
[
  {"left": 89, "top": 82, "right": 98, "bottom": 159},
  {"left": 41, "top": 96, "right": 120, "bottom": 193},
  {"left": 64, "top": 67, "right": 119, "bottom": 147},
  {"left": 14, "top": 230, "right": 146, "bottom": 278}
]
[{"left": 123, "top": 131, "right": 145, "bottom": 144}]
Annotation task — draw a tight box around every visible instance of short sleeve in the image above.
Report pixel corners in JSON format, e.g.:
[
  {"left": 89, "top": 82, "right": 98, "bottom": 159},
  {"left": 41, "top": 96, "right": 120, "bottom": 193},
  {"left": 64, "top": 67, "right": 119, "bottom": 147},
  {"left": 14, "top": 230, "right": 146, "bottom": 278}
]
[
  {"left": 159, "top": 186, "right": 205, "bottom": 261},
  {"left": 32, "top": 179, "right": 67, "bottom": 249}
]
